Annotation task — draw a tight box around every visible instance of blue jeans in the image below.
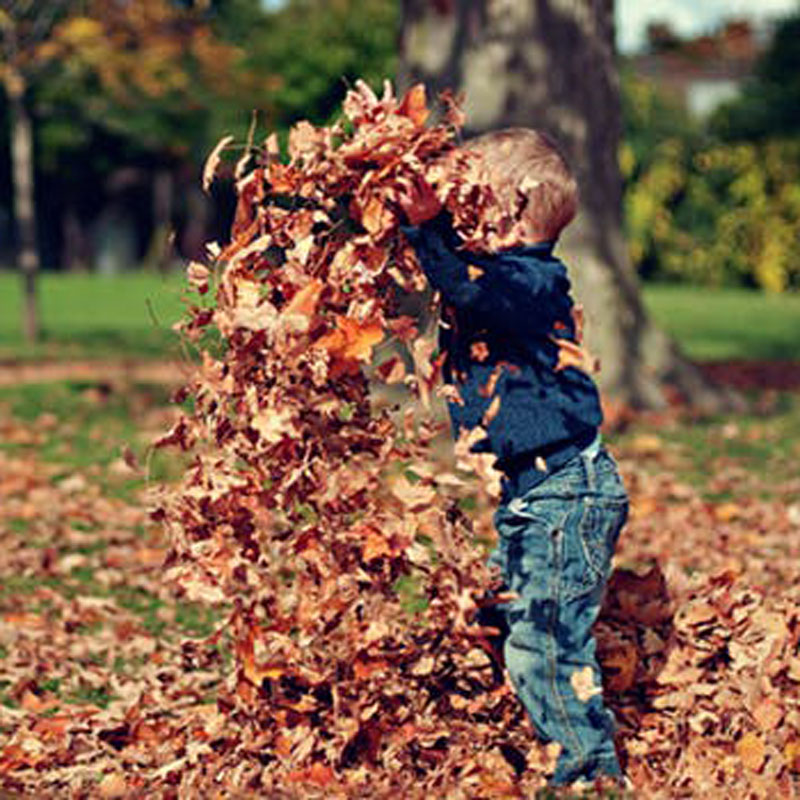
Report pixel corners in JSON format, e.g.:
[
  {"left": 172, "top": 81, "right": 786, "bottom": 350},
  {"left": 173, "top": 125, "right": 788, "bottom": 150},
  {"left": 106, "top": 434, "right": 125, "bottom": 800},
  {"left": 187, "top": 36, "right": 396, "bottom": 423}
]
[{"left": 490, "top": 438, "right": 628, "bottom": 785}]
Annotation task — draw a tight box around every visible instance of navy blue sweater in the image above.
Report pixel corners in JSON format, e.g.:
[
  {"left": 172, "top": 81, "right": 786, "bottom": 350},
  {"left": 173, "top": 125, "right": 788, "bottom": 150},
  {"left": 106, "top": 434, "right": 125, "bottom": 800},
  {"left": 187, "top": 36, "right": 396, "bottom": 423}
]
[{"left": 403, "top": 214, "right": 603, "bottom": 499}]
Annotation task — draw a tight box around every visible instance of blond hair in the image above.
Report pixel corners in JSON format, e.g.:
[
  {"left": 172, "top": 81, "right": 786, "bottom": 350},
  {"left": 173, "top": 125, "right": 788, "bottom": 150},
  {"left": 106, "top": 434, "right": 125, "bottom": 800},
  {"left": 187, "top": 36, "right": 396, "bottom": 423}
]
[{"left": 455, "top": 128, "right": 578, "bottom": 247}]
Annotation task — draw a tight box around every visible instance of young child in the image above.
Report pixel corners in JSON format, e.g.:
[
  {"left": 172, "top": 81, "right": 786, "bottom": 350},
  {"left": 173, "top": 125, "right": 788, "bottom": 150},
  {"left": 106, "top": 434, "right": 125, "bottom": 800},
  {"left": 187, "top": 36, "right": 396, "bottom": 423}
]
[{"left": 401, "top": 128, "right": 629, "bottom": 788}]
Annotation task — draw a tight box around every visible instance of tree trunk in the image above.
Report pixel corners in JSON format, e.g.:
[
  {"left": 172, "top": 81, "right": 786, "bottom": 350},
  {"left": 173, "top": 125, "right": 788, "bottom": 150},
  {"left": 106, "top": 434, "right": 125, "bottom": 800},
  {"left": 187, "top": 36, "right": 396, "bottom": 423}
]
[
  {"left": 62, "top": 205, "right": 89, "bottom": 272},
  {"left": 6, "top": 71, "right": 40, "bottom": 343},
  {"left": 398, "top": 0, "right": 730, "bottom": 410},
  {"left": 147, "top": 167, "right": 174, "bottom": 273}
]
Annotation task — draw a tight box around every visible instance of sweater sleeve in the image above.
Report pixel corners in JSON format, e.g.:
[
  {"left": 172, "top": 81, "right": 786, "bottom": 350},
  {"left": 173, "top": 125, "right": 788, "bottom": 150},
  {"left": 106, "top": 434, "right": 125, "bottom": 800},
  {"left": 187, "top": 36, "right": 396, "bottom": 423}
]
[{"left": 402, "top": 216, "right": 567, "bottom": 338}]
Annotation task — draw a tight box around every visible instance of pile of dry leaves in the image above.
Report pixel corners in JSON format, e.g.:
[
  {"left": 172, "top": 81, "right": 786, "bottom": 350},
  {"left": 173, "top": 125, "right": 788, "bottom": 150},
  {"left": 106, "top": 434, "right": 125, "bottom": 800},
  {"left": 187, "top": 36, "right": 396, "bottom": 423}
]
[{"left": 150, "top": 80, "right": 557, "bottom": 796}]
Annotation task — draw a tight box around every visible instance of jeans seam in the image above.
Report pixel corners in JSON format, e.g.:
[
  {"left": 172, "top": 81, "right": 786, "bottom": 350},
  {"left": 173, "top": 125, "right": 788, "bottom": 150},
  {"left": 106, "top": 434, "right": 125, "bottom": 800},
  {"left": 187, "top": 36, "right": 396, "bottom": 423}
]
[{"left": 547, "top": 527, "right": 586, "bottom": 767}]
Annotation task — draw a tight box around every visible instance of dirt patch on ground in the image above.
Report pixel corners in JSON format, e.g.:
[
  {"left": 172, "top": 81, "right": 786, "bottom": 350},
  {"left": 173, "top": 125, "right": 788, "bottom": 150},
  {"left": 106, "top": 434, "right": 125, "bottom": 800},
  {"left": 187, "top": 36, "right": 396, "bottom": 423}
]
[
  {"left": 698, "top": 360, "right": 800, "bottom": 392},
  {"left": 0, "top": 358, "right": 798, "bottom": 394},
  {"left": 0, "top": 360, "right": 188, "bottom": 388}
]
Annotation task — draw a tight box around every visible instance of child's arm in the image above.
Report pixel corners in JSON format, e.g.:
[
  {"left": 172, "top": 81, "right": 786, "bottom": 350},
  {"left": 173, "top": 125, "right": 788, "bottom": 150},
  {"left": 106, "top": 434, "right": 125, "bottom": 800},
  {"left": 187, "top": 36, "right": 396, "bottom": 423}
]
[{"left": 403, "top": 215, "right": 568, "bottom": 338}]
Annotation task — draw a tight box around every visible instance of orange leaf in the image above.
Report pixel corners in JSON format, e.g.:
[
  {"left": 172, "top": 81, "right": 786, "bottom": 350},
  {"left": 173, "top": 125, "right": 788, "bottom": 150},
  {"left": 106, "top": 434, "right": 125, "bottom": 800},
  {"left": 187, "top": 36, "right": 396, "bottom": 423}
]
[
  {"left": 236, "top": 628, "right": 284, "bottom": 686},
  {"left": 386, "top": 315, "right": 418, "bottom": 342},
  {"left": 283, "top": 278, "right": 324, "bottom": 319},
  {"left": 482, "top": 395, "right": 501, "bottom": 426},
  {"left": 351, "top": 523, "right": 395, "bottom": 561},
  {"left": 0, "top": 743, "right": 46, "bottom": 771},
  {"left": 20, "top": 690, "right": 58, "bottom": 713},
  {"left": 353, "top": 658, "right": 388, "bottom": 680},
  {"left": 737, "top": 732, "right": 766, "bottom": 772},
  {"left": 363, "top": 529, "right": 392, "bottom": 562},
  {"left": 32, "top": 715, "right": 71, "bottom": 741},
  {"left": 784, "top": 739, "right": 800, "bottom": 771},
  {"left": 315, "top": 316, "right": 384, "bottom": 377},
  {"left": 274, "top": 732, "right": 293, "bottom": 759},
  {"left": 753, "top": 698, "right": 783, "bottom": 732},
  {"left": 286, "top": 762, "right": 336, "bottom": 788},
  {"left": 601, "top": 643, "right": 638, "bottom": 693},
  {"left": 3, "top": 612, "right": 46, "bottom": 629},
  {"left": 98, "top": 772, "right": 128, "bottom": 799},
  {"left": 398, "top": 84, "right": 429, "bottom": 127},
  {"left": 551, "top": 336, "right": 599, "bottom": 375},
  {"left": 470, "top": 341, "right": 489, "bottom": 362},
  {"left": 390, "top": 475, "right": 436, "bottom": 510},
  {"left": 202, "top": 135, "right": 234, "bottom": 192},
  {"left": 376, "top": 355, "right": 406, "bottom": 384},
  {"left": 713, "top": 502, "right": 742, "bottom": 523},
  {"left": 570, "top": 666, "right": 602, "bottom": 703}
]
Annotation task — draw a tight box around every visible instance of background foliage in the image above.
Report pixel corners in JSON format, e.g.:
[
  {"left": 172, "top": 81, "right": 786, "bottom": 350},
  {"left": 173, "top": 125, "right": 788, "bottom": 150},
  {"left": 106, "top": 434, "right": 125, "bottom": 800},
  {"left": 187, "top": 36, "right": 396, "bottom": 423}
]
[
  {"left": 621, "top": 10, "right": 800, "bottom": 292},
  {"left": 1, "top": 1, "right": 798, "bottom": 291}
]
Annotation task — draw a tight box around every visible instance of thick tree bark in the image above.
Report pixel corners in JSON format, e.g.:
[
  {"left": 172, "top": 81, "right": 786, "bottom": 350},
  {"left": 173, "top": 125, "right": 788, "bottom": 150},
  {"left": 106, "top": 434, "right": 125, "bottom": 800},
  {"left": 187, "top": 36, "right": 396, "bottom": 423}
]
[
  {"left": 6, "top": 71, "right": 40, "bottom": 343},
  {"left": 399, "top": 0, "right": 730, "bottom": 410}
]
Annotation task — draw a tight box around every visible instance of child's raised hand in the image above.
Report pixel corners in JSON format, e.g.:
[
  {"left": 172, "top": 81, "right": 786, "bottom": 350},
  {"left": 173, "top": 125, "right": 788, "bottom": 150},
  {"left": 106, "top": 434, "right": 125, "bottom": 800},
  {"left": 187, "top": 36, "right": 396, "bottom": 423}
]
[{"left": 397, "top": 173, "right": 442, "bottom": 226}]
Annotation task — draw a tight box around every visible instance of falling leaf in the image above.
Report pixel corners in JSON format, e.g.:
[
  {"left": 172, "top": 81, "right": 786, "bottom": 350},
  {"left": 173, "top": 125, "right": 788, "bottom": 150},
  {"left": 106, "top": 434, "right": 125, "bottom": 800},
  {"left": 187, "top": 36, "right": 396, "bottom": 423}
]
[
  {"left": 315, "top": 316, "right": 384, "bottom": 377},
  {"left": 376, "top": 356, "right": 406, "bottom": 384},
  {"left": 202, "top": 134, "right": 234, "bottom": 193},
  {"left": 187, "top": 261, "right": 210, "bottom": 291},
  {"left": 629, "top": 434, "right": 663, "bottom": 455},
  {"left": 470, "top": 341, "right": 490, "bottom": 362},
  {"left": 282, "top": 278, "right": 324, "bottom": 319},
  {"left": 390, "top": 475, "right": 436, "bottom": 511},
  {"left": 398, "top": 84, "right": 429, "bottom": 127},
  {"left": 482, "top": 395, "right": 501, "bottom": 426},
  {"left": 570, "top": 666, "right": 602, "bottom": 703},
  {"left": 360, "top": 195, "right": 395, "bottom": 237},
  {"left": 600, "top": 642, "right": 638, "bottom": 693}
]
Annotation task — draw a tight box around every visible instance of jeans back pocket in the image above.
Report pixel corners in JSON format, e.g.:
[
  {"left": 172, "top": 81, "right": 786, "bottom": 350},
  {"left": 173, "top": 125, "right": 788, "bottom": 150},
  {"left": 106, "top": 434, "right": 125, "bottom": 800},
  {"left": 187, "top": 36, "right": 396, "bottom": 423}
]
[{"left": 564, "top": 496, "right": 628, "bottom": 602}]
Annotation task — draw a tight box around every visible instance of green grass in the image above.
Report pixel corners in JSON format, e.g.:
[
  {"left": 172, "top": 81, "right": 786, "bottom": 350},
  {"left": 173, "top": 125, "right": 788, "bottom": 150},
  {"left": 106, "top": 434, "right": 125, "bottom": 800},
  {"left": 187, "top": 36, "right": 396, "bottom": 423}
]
[
  {"left": 610, "top": 392, "right": 800, "bottom": 501},
  {"left": 0, "top": 380, "right": 185, "bottom": 497},
  {"left": 0, "top": 270, "right": 186, "bottom": 361},
  {"left": 642, "top": 284, "right": 800, "bottom": 361}
]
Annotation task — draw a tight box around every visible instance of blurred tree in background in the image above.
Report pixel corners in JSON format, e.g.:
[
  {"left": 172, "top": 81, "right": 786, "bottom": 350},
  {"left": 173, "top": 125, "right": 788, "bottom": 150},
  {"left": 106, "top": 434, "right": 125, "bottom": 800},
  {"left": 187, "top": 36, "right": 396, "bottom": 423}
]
[
  {"left": 711, "top": 12, "right": 800, "bottom": 141},
  {"left": 245, "top": 0, "right": 398, "bottom": 127},
  {"left": 0, "top": 0, "right": 71, "bottom": 341},
  {"left": 1, "top": 0, "right": 276, "bottom": 340},
  {"left": 622, "top": 11, "right": 800, "bottom": 293},
  {"left": 1, "top": 0, "right": 798, "bottom": 332}
]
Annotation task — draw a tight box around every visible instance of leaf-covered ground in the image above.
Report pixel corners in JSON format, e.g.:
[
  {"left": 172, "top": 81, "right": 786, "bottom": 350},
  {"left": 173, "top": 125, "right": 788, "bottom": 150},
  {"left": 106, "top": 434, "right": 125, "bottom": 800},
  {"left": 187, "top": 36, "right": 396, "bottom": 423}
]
[{"left": 1, "top": 380, "right": 799, "bottom": 798}]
